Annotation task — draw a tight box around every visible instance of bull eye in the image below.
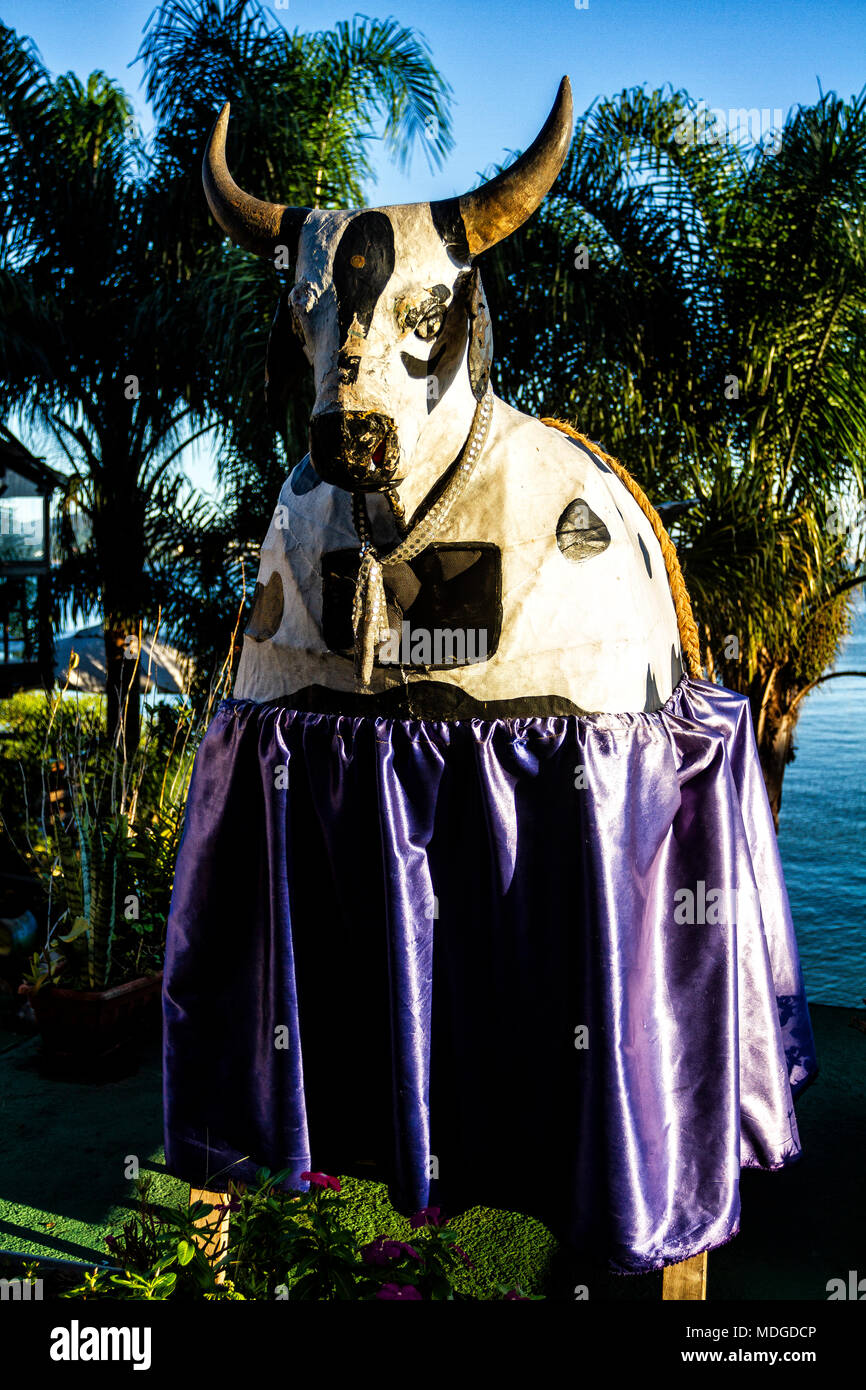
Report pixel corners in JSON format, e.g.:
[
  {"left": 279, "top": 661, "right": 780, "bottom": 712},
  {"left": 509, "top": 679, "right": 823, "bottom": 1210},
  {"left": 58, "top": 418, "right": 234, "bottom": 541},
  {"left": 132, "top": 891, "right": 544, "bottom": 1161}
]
[
  {"left": 296, "top": 283, "right": 324, "bottom": 341},
  {"left": 289, "top": 280, "right": 318, "bottom": 320},
  {"left": 415, "top": 311, "right": 443, "bottom": 342}
]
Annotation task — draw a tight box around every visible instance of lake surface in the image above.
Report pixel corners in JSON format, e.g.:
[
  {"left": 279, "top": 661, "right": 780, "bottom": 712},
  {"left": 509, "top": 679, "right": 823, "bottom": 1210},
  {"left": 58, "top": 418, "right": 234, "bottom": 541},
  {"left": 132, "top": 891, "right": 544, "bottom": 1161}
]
[{"left": 777, "top": 595, "right": 866, "bottom": 1006}]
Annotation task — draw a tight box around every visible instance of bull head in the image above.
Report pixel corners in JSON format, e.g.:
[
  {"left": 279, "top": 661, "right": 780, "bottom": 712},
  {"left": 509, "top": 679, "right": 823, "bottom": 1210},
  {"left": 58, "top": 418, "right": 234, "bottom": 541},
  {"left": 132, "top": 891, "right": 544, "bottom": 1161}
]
[{"left": 203, "top": 79, "right": 572, "bottom": 503}]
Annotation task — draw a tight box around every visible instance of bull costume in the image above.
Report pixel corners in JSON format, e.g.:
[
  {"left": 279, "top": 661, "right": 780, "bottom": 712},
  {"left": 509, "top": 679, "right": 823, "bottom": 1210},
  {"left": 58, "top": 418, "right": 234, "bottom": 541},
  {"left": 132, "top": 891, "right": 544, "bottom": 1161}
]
[{"left": 163, "top": 78, "right": 817, "bottom": 1274}]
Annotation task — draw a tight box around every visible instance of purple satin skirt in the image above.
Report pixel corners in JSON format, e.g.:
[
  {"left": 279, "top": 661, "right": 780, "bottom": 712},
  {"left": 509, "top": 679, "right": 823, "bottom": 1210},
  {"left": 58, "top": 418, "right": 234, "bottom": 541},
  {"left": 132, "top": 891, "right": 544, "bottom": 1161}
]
[{"left": 163, "top": 676, "right": 816, "bottom": 1273}]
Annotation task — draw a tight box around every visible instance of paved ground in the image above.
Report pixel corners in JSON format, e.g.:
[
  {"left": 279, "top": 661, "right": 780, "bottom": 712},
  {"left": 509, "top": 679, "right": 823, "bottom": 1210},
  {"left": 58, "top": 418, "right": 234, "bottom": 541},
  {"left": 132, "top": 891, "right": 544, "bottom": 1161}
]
[{"left": 0, "top": 1003, "right": 862, "bottom": 1299}]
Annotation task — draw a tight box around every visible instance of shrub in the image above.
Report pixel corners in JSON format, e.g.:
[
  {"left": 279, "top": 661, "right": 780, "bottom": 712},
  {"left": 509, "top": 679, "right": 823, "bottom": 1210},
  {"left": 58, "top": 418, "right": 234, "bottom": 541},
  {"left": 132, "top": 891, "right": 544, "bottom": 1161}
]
[
  {"left": 57, "top": 1170, "right": 541, "bottom": 1301},
  {"left": 1, "top": 689, "right": 203, "bottom": 989}
]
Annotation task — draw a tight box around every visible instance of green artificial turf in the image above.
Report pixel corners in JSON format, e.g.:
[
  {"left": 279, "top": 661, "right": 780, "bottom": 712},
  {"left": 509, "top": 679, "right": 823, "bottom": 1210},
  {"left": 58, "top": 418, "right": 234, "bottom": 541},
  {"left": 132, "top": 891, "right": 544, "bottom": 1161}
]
[
  {"left": 0, "top": 1004, "right": 862, "bottom": 1299},
  {"left": 0, "top": 1028, "right": 556, "bottom": 1297}
]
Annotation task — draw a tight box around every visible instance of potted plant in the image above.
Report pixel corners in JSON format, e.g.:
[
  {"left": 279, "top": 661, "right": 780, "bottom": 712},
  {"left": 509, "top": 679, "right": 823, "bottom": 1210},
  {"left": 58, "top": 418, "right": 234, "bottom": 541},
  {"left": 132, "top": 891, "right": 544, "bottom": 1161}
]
[
  {"left": 19, "top": 809, "right": 163, "bottom": 1078},
  {"left": 7, "top": 689, "right": 196, "bottom": 1079}
]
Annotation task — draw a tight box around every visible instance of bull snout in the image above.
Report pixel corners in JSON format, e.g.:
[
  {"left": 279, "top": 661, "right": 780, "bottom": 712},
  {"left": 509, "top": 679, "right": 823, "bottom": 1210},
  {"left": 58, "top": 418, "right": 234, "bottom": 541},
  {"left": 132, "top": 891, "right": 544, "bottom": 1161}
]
[{"left": 309, "top": 410, "right": 400, "bottom": 490}]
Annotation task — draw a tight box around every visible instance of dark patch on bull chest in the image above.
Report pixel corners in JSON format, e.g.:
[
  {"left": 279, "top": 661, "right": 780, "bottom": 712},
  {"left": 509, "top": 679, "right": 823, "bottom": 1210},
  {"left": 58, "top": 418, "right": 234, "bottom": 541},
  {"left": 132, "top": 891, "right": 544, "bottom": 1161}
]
[
  {"left": 671, "top": 643, "right": 684, "bottom": 689},
  {"left": 556, "top": 498, "right": 611, "bottom": 562},
  {"left": 333, "top": 211, "right": 396, "bottom": 345},
  {"left": 245, "top": 571, "right": 284, "bottom": 643},
  {"left": 638, "top": 533, "right": 652, "bottom": 578},
  {"left": 321, "top": 543, "right": 501, "bottom": 669},
  {"left": 644, "top": 663, "right": 662, "bottom": 711},
  {"left": 586, "top": 448, "right": 611, "bottom": 473}
]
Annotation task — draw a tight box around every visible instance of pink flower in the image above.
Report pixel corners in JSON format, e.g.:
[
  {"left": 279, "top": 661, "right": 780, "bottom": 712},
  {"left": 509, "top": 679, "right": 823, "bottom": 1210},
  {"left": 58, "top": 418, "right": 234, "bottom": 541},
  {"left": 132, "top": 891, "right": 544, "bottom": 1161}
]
[
  {"left": 300, "top": 1172, "right": 341, "bottom": 1192},
  {"left": 410, "top": 1206, "right": 444, "bottom": 1229},
  {"left": 503, "top": 1288, "right": 530, "bottom": 1300},
  {"left": 376, "top": 1283, "right": 423, "bottom": 1300},
  {"left": 362, "top": 1238, "right": 421, "bottom": 1267}
]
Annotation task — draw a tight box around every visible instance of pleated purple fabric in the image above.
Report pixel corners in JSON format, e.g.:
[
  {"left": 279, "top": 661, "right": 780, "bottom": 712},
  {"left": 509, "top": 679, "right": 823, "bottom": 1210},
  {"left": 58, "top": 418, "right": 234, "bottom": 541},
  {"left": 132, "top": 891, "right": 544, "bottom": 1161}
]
[{"left": 163, "top": 676, "right": 816, "bottom": 1272}]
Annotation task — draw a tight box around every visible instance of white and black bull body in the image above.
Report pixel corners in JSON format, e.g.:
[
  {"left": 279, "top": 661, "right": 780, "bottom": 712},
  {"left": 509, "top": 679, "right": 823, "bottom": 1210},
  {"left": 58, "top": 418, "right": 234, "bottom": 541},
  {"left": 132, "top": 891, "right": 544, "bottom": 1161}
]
[{"left": 203, "top": 79, "right": 683, "bottom": 717}]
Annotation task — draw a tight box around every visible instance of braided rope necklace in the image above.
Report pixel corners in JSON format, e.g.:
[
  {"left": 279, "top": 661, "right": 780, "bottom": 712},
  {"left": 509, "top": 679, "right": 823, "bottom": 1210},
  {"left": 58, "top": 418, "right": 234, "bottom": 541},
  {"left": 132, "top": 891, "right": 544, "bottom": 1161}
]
[{"left": 351, "top": 387, "right": 493, "bottom": 687}]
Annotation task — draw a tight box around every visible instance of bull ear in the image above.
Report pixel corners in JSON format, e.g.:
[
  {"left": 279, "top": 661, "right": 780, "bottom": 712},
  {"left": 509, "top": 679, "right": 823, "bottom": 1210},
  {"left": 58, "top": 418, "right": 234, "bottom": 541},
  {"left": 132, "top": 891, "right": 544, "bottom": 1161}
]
[
  {"left": 265, "top": 290, "right": 313, "bottom": 447},
  {"left": 203, "top": 103, "right": 310, "bottom": 260},
  {"left": 453, "top": 77, "right": 573, "bottom": 256},
  {"left": 466, "top": 269, "right": 493, "bottom": 401}
]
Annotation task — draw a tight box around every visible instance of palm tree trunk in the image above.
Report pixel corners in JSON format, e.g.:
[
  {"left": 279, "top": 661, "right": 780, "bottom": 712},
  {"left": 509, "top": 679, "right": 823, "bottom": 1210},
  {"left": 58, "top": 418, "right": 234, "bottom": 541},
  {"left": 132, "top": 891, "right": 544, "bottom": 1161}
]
[
  {"left": 98, "top": 485, "right": 146, "bottom": 758},
  {"left": 750, "top": 664, "right": 799, "bottom": 831},
  {"left": 757, "top": 710, "right": 797, "bottom": 831}
]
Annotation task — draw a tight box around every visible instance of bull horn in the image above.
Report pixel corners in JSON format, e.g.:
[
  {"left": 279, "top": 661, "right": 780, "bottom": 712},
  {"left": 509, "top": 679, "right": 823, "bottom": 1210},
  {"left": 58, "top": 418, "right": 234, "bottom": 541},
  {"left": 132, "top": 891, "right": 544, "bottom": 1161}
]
[
  {"left": 203, "top": 103, "right": 309, "bottom": 257},
  {"left": 454, "top": 76, "right": 573, "bottom": 257}
]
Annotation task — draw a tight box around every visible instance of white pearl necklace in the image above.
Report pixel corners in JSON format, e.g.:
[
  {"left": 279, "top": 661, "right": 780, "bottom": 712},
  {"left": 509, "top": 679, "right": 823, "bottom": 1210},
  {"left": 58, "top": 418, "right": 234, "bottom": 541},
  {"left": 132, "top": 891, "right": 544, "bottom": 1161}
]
[{"left": 351, "top": 388, "right": 494, "bottom": 687}]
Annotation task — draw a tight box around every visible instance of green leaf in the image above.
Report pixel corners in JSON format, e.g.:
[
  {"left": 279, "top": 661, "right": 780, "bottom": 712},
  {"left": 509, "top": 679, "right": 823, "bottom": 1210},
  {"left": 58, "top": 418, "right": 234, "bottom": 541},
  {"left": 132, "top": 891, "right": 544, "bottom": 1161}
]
[{"left": 58, "top": 915, "right": 90, "bottom": 943}]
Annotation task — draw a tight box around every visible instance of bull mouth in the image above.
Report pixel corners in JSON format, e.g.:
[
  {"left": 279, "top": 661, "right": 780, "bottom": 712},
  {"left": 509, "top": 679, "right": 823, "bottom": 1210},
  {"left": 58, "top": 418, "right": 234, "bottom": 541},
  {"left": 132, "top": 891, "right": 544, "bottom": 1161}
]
[{"left": 309, "top": 409, "right": 401, "bottom": 490}]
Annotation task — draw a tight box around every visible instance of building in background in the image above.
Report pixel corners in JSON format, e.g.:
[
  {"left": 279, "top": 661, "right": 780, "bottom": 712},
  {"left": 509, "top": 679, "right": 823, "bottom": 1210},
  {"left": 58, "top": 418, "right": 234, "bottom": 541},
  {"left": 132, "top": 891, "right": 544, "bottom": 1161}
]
[{"left": 0, "top": 426, "right": 61, "bottom": 696}]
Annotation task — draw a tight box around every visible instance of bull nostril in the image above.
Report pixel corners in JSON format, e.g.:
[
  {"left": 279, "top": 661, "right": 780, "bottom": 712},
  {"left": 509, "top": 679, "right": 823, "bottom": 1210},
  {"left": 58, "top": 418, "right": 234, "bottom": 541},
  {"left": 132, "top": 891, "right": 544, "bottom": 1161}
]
[{"left": 309, "top": 409, "right": 397, "bottom": 488}]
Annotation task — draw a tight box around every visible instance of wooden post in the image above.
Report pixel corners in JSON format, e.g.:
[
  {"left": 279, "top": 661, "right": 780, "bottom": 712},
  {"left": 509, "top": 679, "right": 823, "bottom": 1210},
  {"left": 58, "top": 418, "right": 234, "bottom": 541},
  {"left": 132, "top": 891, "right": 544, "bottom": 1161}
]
[
  {"left": 189, "top": 1187, "right": 231, "bottom": 1283},
  {"left": 662, "top": 1251, "right": 708, "bottom": 1300}
]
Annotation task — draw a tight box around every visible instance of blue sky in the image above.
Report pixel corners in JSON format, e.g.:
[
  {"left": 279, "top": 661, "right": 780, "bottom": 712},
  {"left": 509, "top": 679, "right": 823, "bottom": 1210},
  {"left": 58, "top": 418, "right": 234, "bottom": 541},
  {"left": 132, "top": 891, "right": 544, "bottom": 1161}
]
[
  {"left": 2, "top": 0, "right": 865, "bottom": 207},
  {"left": 3, "top": 0, "right": 865, "bottom": 507}
]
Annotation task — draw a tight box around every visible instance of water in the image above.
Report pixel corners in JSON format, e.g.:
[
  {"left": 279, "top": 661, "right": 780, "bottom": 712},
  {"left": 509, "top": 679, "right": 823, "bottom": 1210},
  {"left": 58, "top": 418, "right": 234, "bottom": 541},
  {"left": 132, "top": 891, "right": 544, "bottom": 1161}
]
[{"left": 778, "top": 595, "right": 866, "bottom": 1006}]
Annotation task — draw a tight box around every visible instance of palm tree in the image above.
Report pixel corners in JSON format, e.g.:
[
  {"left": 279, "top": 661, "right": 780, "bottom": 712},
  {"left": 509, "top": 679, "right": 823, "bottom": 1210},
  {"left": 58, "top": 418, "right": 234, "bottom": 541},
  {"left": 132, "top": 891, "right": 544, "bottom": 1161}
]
[
  {"left": 0, "top": 3, "right": 453, "bottom": 749},
  {"left": 485, "top": 85, "right": 866, "bottom": 822},
  {"left": 0, "top": 40, "right": 209, "bottom": 751},
  {"left": 135, "top": 0, "right": 454, "bottom": 560}
]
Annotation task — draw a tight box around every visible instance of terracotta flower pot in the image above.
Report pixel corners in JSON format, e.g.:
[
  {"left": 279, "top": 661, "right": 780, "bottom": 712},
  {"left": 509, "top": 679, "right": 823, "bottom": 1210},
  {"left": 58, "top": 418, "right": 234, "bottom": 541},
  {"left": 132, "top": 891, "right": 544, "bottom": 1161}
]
[{"left": 23, "top": 973, "right": 162, "bottom": 1080}]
